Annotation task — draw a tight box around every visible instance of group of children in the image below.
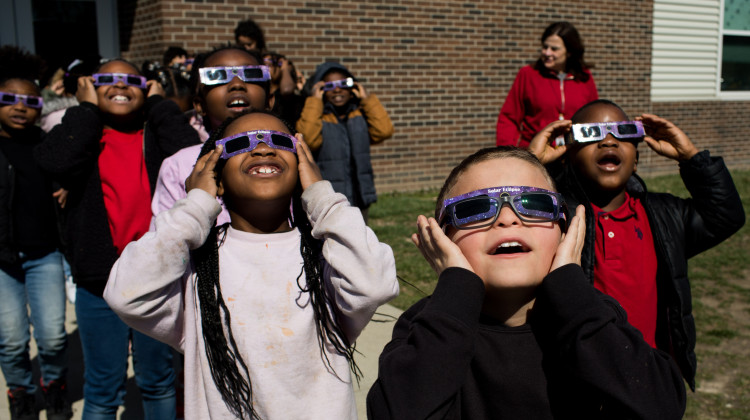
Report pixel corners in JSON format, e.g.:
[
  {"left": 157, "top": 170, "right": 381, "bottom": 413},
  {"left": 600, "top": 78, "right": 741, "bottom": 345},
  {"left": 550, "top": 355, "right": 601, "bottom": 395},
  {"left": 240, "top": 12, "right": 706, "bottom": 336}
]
[{"left": 0, "top": 17, "right": 745, "bottom": 420}]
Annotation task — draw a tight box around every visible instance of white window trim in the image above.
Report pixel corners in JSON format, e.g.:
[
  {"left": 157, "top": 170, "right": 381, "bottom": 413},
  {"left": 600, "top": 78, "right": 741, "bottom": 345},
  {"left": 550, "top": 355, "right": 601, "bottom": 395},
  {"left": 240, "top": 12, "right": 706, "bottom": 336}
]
[{"left": 716, "top": 0, "right": 750, "bottom": 100}]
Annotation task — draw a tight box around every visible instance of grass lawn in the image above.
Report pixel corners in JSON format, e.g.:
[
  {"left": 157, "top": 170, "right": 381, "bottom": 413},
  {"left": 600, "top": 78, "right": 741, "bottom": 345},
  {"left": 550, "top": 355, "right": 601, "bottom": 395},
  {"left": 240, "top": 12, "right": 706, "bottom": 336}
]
[{"left": 369, "top": 167, "right": 750, "bottom": 419}]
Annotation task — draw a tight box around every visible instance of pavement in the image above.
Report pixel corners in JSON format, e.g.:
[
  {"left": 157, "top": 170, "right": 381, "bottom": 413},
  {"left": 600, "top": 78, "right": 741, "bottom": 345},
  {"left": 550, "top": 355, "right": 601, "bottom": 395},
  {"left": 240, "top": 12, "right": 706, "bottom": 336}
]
[{"left": 0, "top": 301, "right": 402, "bottom": 420}]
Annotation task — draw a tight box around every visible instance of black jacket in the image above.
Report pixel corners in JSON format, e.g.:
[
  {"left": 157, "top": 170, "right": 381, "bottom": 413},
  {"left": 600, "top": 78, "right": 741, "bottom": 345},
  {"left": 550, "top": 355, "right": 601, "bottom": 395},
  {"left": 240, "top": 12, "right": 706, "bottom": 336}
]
[
  {"left": 34, "top": 96, "right": 200, "bottom": 296},
  {"left": 0, "top": 126, "right": 61, "bottom": 264},
  {"left": 555, "top": 150, "right": 745, "bottom": 390},
  {"left": 367, "top": 265, "right": 686, "bottom": 419}
]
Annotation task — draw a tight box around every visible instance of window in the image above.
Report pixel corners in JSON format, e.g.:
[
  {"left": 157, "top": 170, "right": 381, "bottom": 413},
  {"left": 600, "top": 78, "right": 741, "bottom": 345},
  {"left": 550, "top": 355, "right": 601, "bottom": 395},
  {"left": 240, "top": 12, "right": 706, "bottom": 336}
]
[{"left": 720, "top": 0, "right": 750, "bottom": 92}]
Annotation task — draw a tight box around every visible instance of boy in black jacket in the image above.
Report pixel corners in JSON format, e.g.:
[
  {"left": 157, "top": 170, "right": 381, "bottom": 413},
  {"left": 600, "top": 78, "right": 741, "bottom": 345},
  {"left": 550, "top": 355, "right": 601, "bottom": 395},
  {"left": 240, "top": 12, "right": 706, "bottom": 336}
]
[
  {"left": 367, "top": 147, "right": 686, "bottom": 419},
  {"left": 528, "top": 99, "right": 745, "bottom": 390}
]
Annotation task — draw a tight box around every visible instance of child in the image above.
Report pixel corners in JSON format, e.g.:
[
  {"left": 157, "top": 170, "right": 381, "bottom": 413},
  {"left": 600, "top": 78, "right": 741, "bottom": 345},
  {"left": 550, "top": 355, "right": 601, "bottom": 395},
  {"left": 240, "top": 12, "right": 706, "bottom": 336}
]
[
  {"left": 34, "top": 58, "right": 200, "bottom": 419},
  {"left": 104, "top": 110, "right": 399, "bottom": 419},
  {"left": 151, "top": 46, "right": 272, "bottom": 226},
  {"left": 296, "top": 62, "right": 393, "bottom": 222},
  {"left": 0, "top": 46, "right": 70, "bottom": 420},
  {"left": 367, "top": 146, "right": 686, "bottom": 419},
  {"left": 263, "top": 51, "right": 305, "bottom": 127},
  {"left": 528, "top": 99, "right": 745, "bottom": 390}
]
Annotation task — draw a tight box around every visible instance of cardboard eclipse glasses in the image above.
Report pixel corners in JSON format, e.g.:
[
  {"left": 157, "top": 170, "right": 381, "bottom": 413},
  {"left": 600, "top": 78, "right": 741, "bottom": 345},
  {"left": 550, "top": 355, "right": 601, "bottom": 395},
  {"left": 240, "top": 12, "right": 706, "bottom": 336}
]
[
  {"left": 322, "top": 77, "right": 355, "bottom": 92},
  {"left": 566, "top": 120, "right": 645, "bottom": 144},
  {"left": 0, "top": 92, "right": 44, "bottom": 109},
  {"left": 215, "top": 130, "right": 297, "bottom": 159}
]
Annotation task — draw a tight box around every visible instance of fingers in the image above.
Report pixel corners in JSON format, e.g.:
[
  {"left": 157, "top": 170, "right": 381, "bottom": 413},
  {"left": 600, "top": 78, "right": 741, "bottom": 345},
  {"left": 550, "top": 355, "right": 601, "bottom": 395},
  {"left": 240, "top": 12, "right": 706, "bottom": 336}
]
[{"left": 551, "top": 205, "right": 586, "bottom": 271}]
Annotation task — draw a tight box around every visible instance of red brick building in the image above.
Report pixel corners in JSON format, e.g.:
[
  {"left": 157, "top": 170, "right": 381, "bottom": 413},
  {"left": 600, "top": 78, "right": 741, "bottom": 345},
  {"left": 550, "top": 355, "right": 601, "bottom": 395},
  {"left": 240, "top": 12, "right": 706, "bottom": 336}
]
[{"left": 3, "top": 0, "right": 748, "bottom": 193}]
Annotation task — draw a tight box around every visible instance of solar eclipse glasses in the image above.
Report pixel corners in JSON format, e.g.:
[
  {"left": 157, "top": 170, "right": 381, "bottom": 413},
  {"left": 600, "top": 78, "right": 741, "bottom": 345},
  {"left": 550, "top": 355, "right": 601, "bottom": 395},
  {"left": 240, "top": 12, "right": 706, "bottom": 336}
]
[
  {"left": 199, "top": 66, "right": 271, "bottom": 86},
  {"left": 215, "top": 130, "right": 297, "bottom": 159},
  {"left": 92, "top": 73, "right": 148, "bottom": 89},
  {"left": 566, "top": 120, "right": 645, "bottom": 144},
  {"left": 322, "top": 77, "right": 355, "bottom": 92},
  {"left": 439, "top": 186, "right": 566, "bottom": 230},
  {"left": 0, "top": 92, "right": 44, "bottom": 109}
]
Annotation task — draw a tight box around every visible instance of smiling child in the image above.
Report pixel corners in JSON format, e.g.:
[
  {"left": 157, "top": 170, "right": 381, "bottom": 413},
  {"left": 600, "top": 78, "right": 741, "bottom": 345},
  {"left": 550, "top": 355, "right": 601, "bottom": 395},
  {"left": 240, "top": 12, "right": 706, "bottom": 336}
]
[{"left": 35, "top": 58, "right": 200, "bottom": 418}]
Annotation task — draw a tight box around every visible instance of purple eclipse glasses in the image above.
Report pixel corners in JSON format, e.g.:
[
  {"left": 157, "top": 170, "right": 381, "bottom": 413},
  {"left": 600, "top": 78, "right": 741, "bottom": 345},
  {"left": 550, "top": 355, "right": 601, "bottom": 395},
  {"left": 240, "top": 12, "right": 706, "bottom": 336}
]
[
  {"left": 92, "top": 73, "right": 148, "bottom": 89},
  {"left": 0, "top": 92, "right": 44, "bottom": 109},
  {"left": 199, "top": 66, "right": 271, "bottom": 86},
  {"left": 215, "top": 130, "right": 297, "bottom": 159},
  {"left": 439, "top": 186, "right": 566, "bottom": 230},
  {"left": 322, "top": 77, "right": 355, "bottom": 92},
  {"left": 566, "top": 120, "right": 645, "bottom": 144}
]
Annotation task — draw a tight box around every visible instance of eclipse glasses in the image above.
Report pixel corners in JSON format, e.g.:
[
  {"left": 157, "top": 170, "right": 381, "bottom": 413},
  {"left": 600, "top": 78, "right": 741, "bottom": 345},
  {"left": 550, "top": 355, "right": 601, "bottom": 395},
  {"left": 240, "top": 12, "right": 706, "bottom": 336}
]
[
  {"left": 0, "top": 92, "right": 44, "bottom": 109},
  {"left": 215, "top": 130, "right": 297, "bottom": 159},
  {"left": 199, "top": 66, "right": 271, "bottom": 86},
  {"left": 566, "top": 120, "right": 645, "bottom": 144}
]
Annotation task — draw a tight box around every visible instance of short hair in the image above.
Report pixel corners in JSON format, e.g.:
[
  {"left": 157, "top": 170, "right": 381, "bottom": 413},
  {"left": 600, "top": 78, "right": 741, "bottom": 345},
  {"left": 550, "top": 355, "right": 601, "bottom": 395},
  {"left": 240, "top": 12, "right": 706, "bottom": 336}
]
[
  {"left": 534, "top": 21, "right": 592, "bottom": 82},
  {"left": 571, "top": 99, "right": 630, "bottom": 123},
  {"left": 0, "top": 45, "right": 46, "bottom": 89},
  {"left": 234, "top": 18, "right": 266, "bottom": 51},
  {"left": 435, "top": 146, "right": 556, "bottom": 219},
  {"left": 163, "top": 46, "right": 188, "bottom": 66}
]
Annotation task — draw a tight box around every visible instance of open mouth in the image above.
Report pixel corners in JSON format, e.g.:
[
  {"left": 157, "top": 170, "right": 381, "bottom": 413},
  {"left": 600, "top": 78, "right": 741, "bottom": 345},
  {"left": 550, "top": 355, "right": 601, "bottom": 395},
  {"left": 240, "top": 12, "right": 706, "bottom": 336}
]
[
  {"left": 491, "top": 241, "right": 529, "bottom": 255},
  {"left": 227, "top": 97, "right": 249, "bottom": 110},
  {"left": 597, "top": 154, "right": 621, "bottom": 170},
  {"left": 9, "top": 115, "right": 28, "bottom": 125}
]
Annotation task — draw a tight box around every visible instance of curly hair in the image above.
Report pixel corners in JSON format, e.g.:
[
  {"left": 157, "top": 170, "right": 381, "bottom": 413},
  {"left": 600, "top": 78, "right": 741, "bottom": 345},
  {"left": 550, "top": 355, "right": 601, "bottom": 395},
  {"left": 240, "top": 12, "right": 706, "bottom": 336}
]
[{"left": 0, "top": 45, "right": 46, "bottom": 89}]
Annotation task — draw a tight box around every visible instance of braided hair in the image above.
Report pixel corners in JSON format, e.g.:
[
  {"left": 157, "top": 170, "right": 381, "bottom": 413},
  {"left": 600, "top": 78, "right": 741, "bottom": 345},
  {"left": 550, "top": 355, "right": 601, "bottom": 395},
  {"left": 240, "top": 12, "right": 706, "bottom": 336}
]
[{"left": 192, "top": 110, "right": 359, "bottom": 419}]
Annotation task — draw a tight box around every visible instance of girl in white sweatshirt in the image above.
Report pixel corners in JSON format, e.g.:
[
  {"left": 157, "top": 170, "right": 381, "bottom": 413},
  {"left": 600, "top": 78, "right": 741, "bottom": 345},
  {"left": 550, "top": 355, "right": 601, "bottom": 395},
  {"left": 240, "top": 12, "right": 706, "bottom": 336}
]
[{"left": 104, "top": 110, "right": 398, "bottom": 419}]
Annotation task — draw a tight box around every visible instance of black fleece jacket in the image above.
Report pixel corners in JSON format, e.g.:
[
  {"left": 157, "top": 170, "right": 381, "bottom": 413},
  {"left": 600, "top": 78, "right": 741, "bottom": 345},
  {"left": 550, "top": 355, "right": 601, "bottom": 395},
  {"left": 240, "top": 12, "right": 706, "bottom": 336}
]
[
  {"left": 556, "top": 150, "right": 745, "bottom": 389},
  {"left": 34, "top": 96, "right": 200, "bottom": 296},
  {"left": 367, "top": 265, "right": 686, "bottom": 420}
]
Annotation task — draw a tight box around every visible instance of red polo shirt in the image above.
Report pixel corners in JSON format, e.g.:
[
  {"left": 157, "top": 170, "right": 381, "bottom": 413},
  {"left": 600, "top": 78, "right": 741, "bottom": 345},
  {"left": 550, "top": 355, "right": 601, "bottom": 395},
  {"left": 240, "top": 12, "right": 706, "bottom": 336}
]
[{"left": 591, "top": 193, "right": 659, "bottom": 347}]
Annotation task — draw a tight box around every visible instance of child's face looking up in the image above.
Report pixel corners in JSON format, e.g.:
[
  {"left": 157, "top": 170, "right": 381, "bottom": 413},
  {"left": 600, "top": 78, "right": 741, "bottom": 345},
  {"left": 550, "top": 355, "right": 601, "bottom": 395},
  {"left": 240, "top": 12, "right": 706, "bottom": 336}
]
[
  {"left": 568, "top": 104, "right": 638, "bottom": 194},
  {"left": 95, "top": 61, "right": 145, "bottom": 118},
  {"left": 322, "top": 71, "right": 353, "bottom": 108},
  {"left": 218, "top": 113, "right": 298, "bottom": 207},
  {"left": 0, "top": 79, "right": 41, "bottom": 136},
  {"left": 446, "top": 158, "right": 562, "bottom": 292},
  {"left": 199, "top": 49, "right": 269, "bottom": 130}
]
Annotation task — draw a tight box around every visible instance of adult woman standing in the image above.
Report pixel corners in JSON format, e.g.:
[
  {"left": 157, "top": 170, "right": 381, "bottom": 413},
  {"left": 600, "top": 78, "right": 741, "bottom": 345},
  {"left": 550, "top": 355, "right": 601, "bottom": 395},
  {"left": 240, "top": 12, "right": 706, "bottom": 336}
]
[{"left": 496, "top": 22, "right": 598, "bottom": 148}]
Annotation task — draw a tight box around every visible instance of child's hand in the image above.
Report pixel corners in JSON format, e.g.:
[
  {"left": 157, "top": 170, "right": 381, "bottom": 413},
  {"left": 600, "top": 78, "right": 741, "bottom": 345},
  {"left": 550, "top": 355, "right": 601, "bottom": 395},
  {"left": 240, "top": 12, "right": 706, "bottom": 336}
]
[
  {"left": 296, "top": 135, "right": 323, "bottom": 190},
  {"left": 312, "top": 81, "right": 325, "bottom": 99},
  {"left": 550, "top": 204, "right": 585, "bottom": 272},
  {"left": 637, "top": 114, "right": 699, "bottom": 162},
  {"left": 52, "top": 188, "right": 68, "bottom": 209},
  {"left": 296, "top": 70, "right": 306, "bottom": 92},
  {"left": 412, "top": 215, "right": 473, "bottom": 276},
  {"left": 146, "top": 79, "right": 166, "bottom": 98},
  {"left": 75, "top": 76, "right": 98, "bottom": 105},
  {"left": 185, "top": 145, "right": 223, "bottom": 197},
  {"left": 528, "top": 120, "right": 571, "bottom": 164},
  {"left": 352, "top": 82, "right": 368, "bottom": 100}
]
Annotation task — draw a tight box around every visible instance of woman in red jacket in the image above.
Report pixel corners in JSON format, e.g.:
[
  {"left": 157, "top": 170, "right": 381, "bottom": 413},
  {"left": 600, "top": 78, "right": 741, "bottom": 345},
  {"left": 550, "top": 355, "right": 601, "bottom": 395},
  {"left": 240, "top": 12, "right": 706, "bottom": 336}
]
[{"left": 496, "top": 22, "right": 598, "bottom": 148}]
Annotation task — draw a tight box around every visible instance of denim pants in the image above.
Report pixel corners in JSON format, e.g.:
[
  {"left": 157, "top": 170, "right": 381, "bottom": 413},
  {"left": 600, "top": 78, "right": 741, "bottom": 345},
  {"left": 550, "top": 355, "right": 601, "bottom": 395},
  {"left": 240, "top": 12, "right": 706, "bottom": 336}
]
[
  {"left": 0, "top": 250, "right": 67, "bottom": 393},
  {"left": 75, "top": 286, "right": 176, "bottom": 420}
]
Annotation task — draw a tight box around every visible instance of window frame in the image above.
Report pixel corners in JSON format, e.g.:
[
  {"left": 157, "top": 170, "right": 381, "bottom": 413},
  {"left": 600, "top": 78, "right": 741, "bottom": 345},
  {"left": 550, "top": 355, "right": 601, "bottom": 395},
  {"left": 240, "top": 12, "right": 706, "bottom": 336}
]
[{"left": 716, "top": 0, "right": 750, "bottom": 100}]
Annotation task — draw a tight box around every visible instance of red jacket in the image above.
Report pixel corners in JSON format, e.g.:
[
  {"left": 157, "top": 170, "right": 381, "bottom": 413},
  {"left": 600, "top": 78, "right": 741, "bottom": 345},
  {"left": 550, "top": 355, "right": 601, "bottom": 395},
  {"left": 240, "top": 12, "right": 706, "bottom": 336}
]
[{"left": 496, "top": 65, "right": 598, "bottom": 148}]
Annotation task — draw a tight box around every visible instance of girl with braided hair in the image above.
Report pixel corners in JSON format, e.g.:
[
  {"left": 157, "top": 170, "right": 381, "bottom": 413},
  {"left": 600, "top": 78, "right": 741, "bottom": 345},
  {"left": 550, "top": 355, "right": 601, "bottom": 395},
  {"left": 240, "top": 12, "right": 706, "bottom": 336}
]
[{"left": 104, "top": 110, "right": 398, "bottom": 419}]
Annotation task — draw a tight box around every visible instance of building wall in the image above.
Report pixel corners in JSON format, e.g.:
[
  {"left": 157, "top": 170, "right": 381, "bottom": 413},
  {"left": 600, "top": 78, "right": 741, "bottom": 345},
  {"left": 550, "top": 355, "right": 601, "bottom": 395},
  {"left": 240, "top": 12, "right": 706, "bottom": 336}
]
[{"left": 118, "top": 0, "right": 748, "bottom": 193}]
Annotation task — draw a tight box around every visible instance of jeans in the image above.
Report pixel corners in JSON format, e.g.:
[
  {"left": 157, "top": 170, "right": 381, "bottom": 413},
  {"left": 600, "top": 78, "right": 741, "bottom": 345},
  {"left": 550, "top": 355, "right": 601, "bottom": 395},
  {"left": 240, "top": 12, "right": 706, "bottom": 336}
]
[
  {"left": 0, "top": 250, "right": 67, "bottom": 393},
  {"left": 75, "top": 286, "right": 176, "bottom": 420}
]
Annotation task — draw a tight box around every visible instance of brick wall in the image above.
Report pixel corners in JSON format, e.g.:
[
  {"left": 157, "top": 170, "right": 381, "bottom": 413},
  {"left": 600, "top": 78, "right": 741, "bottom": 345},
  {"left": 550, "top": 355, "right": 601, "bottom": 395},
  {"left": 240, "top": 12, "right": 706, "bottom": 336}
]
[{"left": 118, "top": 0, "right": 748, "bottom": 193}]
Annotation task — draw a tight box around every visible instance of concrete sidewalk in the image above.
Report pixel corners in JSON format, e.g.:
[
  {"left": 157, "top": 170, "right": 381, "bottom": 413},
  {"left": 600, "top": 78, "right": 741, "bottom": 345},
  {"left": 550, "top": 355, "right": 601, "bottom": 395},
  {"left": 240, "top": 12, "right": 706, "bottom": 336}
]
[{"left": 0, "top": 301, "right": 402, "bottom": 420}]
